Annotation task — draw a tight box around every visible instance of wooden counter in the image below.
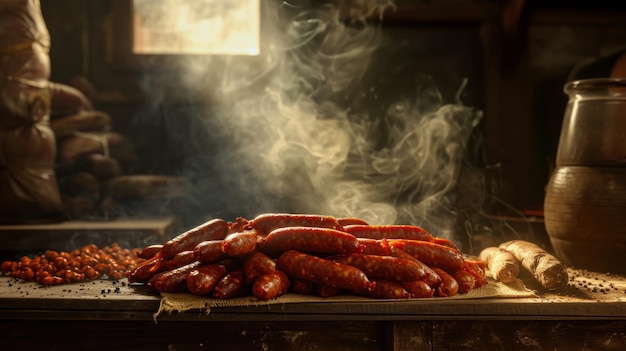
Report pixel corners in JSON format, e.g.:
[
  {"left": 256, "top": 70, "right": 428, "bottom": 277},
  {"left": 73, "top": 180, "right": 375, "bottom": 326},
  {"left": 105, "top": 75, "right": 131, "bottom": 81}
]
[{"left": 1, "top": 268, "right": 625, "bottom": 351}]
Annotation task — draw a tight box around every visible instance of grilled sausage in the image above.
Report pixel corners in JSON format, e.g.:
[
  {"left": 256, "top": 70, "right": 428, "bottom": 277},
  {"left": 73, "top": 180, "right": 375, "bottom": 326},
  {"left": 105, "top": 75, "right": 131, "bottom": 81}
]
[
  {"left": 277, "top": 250, "right": 374, "bottom": 292},
  {"left": 137, "top": 244, "right": 163, "bottom": 259},
  {"left": 365, "top": 279, "right": 411, "bottom": 299},
  {"left": 264, "top": 227, "right": 359, "bottom": 254},
  {"left": 388, "top": 239, "right": 465, "bottom": 272},
  {"left": 161, "top": 219, "right": 229, "bottom": 259},
  {"left": 403, "top": 280, "right": 435, "bottom": 298},
  {"left": 390, "top": 247, "right": 441, "bottom": 286},
  {"left": 193, "top": 240, "right": 227, "bottom": 264},
  {"left": 432, "top": 268, "right": 459, "bottom": 297},
  {"left": 164, "top": 250, "right": 197, "bottom": 270},
  {"left": 343, "top": 225, "right": 434, "bottom": 241},
  {"left": 327, "top": 253, "right": 431, "bottom": 282},
  {"left": 221, "top": 230, "right": 258, "bottom": 257},
  {"left": 149, "top": 261, "right": 201, "bottom": 293},
  {"left": 186, "top": 263, "right": 230, "bottom": 296},
  {"left": 126, "top": 254, "right": 164, "bottom": 283},
  {"left": 357, "top": 238, "right": 391, "bottom": 256},
  {"left": 252, "top": 270, "right": 290, "bottom": 300},
  {"left": 212, "top": 269, "right": 249, "bottom": 299},
  {"left": 453, "top": 268, "right": 476, "bottom": 294},
  {"left": 243, "top": 251, "right": 276, "bottom": 282},
  {"left": 249, "top": 213, "right": 343, "bottom": 234}
]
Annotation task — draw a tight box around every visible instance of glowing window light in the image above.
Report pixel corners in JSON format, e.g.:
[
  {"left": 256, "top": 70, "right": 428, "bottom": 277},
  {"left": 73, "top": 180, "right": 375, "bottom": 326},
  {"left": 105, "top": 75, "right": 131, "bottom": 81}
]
[{"left": 132, "top": 0, "right": 260, "bottom": 55}]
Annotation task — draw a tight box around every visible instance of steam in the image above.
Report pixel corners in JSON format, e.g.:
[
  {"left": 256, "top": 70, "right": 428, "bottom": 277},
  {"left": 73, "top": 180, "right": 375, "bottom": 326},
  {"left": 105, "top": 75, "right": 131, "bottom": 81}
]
[{"left": 138, "top": 0, "right": 486, "bottom": 241}]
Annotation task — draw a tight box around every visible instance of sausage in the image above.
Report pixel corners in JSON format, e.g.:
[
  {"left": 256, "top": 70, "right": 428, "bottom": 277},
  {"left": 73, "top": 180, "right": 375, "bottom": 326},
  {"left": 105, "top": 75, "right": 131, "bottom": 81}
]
[
  {"left": 387, "top": 239, "right": 465, "bottom": 272},
  {"left": 277, "top": 250, "right": 374, "bottom": 292},
  {"left": 453, "top": 269, "right": 476, "bottom": 294},
  {"left": 164, "top": 250, "right": 197, "bottom": 270},
  {"left": 126, "top": 254, "right": 164, "bottom": 283},
  {"left": 212, "top": 269, "right": 249, "bottom": 299},
  {"left": 161, "top": 219, "right": 229, "bottom": 259},
  {"left": 327, "top": 253, "right": 431, "bottom": 282},
  {"left": 243, "top": 251, "right": 276, "bottom": 282},
  {"left": 251, "top": 270, "right": 290, "bottom": 300},
  {"left": 403, "top": 280, "right": 435, "bottom": 298},
  {"left": 221, "top": 230, "right": 258, "bottom": 257},
  {"left": 390, "top": 247, "right": 441, "bottom": 286},
  {"left": 432, "top": 268, "right": 459, "bottom": 297},
  {"left": 137, "top": 244, "right": 163, "bottom": 259},
  {"left": 264, "top": 227, "right": 359, "bottom": 254},
  {"left": 249, "top": 213, "right": 343, "bottom": 234},
  {"left": 290, "top": 278, "right": 314, "bottom": 295},
  {"left": 193, "top": 240, "right": 227, "bottom": 264},
  {"left": 357, "top": 238, "right": 391, "bottom": 256},
  {"left": 463, "top": 259, "right": 487, "bottom": 288},
  {"left": 365, "top": 279, "right": 411, "bottom": 299},
  {"left": 186, "top": 263, "right": 229, "bottom": 296},
  {"left": 337, "top": 217, "right": 369, "bottom": 226},
  {"left": 149, "top": 261, "right": 201, "bottom": 293},
  {"left": 433, "top": 237, "right": 459, "bottom": 250},
  {"left": 343, "top": 225, "right": 434, "bottom": 242}
]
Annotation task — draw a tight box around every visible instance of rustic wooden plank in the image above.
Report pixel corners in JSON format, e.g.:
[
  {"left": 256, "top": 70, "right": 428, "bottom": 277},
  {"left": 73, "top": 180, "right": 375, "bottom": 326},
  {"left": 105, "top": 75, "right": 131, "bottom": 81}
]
[
  {"left": 388, "top": 321, "right": 432, "bottom": 351},
  {"left": 433, "top": 320, "right": 626, "bottom": 351},
  {"left": 8, "top": 320, "right": 384, "bottom": 351}
]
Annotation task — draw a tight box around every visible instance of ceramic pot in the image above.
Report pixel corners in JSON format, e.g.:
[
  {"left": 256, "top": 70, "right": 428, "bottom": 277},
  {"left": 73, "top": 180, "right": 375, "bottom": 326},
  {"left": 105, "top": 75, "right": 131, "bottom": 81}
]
[{"left": 544, "top": 78, "right": 626, "bottom": 274}]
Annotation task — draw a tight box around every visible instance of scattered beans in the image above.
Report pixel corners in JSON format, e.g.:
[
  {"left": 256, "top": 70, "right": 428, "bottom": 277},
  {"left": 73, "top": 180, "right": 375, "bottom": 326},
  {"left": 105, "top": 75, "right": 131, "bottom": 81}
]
[{"left": 0, "top": 243, "right": 144, "bottom": 286}]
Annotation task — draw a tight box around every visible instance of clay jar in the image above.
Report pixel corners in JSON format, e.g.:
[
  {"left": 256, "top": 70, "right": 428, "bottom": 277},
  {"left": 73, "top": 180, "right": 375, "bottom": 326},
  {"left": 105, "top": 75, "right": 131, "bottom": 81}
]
[{"left": 544, "top": 78, "right": 626, "bottom": 274}]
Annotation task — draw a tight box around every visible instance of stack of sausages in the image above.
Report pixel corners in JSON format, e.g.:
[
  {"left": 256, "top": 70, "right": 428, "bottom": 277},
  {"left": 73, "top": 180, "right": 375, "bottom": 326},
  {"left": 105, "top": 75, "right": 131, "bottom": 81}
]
[{"left": 128, "top": 213, "right": 487, "bottom": 300}]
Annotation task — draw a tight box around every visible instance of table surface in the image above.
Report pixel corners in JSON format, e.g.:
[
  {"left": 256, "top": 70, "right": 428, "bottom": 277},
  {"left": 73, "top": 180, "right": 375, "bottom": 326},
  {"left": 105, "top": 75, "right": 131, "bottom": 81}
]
[{"left": 1, "top": 267, "right": 625, "bottom": 322}]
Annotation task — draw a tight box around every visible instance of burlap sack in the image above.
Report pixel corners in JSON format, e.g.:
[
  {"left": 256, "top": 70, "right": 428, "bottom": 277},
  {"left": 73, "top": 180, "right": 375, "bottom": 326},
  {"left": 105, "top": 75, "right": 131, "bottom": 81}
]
[{"left": 0, "top": 0, "right": 62, "bottom": 223}]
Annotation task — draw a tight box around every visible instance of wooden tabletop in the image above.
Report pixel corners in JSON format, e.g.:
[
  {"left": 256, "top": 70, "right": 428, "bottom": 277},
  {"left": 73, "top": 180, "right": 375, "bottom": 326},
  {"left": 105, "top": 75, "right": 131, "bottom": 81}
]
[{"left": 1, "top": 267, "right": 625, "bottom": 322}]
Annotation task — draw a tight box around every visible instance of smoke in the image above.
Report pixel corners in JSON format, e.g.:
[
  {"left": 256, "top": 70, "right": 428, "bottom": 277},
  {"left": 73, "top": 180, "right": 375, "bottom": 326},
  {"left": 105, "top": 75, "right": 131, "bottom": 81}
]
[{"left": 137, "top": 0, "right": 488, "bottom": 243}]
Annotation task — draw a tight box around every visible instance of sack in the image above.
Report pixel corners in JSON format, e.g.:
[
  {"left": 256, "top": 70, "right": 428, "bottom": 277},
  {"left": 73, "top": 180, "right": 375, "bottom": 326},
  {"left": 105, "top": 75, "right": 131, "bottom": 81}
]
[{"left": 0, "top": 0, "right": 63, "bottom": 223}]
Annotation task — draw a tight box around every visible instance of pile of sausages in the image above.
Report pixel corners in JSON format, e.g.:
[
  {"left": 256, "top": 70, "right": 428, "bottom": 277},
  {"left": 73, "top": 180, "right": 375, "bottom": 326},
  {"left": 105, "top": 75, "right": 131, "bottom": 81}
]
[{"left": 128, "top": 213, "right": 487, "bottom": 300}]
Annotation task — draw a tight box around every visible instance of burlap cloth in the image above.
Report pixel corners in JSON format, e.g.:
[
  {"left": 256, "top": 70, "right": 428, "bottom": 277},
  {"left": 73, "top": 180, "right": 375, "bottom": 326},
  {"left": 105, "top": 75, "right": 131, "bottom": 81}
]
[{"left": 155, "top": 277, "right": 536, "bottom": 318}]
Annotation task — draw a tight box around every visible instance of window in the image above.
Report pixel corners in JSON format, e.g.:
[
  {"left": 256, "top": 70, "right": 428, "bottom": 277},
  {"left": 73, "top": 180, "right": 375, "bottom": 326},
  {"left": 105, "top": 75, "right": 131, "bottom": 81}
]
[{"left": 132, "top": 0, "right": 260, "bottom": 55}]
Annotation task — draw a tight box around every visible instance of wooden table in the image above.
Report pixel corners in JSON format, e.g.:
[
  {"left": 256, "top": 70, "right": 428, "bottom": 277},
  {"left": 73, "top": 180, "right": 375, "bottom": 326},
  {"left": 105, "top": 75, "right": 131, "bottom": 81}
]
[{"left": 1, "top": 268, "right": 625, "bottom": 351}]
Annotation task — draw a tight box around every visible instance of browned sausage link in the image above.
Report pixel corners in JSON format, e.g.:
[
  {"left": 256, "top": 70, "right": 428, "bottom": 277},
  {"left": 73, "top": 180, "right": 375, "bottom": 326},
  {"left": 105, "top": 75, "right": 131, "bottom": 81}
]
[
  {"left": 126, "top": 254, "right": 164, "bottom": 283},
  {"left": 277, "top": 250, "right": 374, "bottom": 292},
  {"left": 264, "top": 227, "right": 359, "bottom": 255},
  {"left": 251, "top": 270, "right": 290, "bottom": 300},
  {"left": 249, "top": 213, "right": 344, "bottom": 234},
  {"left": 432, "top": 268, "right": 459, "bottom": 297},
  {"left": 290, "top": 277, "right": 314, "bottom": 295},
  {"left": 243, "top": 251, "right": 276, "bottom": 283},
  {"left": 212, "top": 269, "right": 249, "bottom": 299},
  {"left": 357, "top": 238, "right": 391, "bottom": 256},
  {"left": 453, "top": 269, "right": 476, "bottom": 294},
  {"left": 365, "top": 279, "right": 411, "bottom": 299},
  {"left": 186, "top": 263, "right": 229, "bottom": 296},
  {"left": 221, "top": 230, "right": 258, "bottom": 257},
  {"left": 403, "top": 280, "right": 435, "bottom": 298},
  {"left": 343, "top": 225, "right": 434, "bottom": 242},
  {"left": 337, "top": 217, "right": 369, "bottom": 226},
  {"left": 137, "top": 244, "right": 163, "bottom": 259},
  {"left": 390, "top": 247, "right": 441, "bottom": 287},
  {"left": 387, "top": 239, "right": 464, "bottom": 273},
  {"left": 164, "top": 250, "right": 197, "bottom": 270},
  {"left": 327, "top": 253, "right": 430, "bottom": 282},
  {"left": 463, "top": 259, "right": 488, "bottom": 288},
  {"left": 315, "top": 284, "right": 341, "bottom": 298},
  {"left": 150, "top": 261, "right": 201, "bottom": 293},
  {"left": 193, "top": 240, "right": 227, "bottom": 264},
  {"left": 161, "top": 219, "right": 229, "bottom": 259}
]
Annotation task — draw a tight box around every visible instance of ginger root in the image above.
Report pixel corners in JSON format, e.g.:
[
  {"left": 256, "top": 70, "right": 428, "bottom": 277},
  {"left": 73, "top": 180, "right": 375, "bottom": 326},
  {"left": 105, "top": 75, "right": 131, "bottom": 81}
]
[
  {"left": 479, "top": 247, "right": 520, "bottom": 283},
  {"left": 498, "top": 240, "right": 568, "bottom": 290}
]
